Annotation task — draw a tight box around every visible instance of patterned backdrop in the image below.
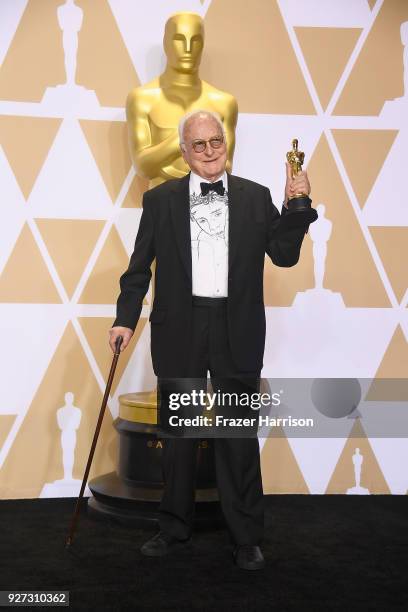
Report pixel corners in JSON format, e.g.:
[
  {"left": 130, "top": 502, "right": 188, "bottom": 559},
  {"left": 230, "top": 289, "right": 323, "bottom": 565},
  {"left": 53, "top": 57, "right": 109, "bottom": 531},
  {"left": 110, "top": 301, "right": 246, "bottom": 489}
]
[{"left": 0, "top": 0, "right": 407, "bottom": 499}]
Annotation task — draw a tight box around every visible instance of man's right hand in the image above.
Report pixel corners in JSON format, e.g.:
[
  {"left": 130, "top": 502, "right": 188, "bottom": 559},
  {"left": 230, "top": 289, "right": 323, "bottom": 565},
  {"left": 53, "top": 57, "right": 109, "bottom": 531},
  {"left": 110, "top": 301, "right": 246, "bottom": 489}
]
[{"left": 109, "top": 326, "right": 134, "bottom": 353}]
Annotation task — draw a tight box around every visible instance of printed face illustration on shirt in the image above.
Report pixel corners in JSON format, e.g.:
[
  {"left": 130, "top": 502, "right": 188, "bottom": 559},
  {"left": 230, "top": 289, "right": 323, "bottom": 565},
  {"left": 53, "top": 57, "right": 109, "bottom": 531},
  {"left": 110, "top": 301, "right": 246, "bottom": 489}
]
[{"left": 190, "top": 192, "right": 229, "bottom": 240}]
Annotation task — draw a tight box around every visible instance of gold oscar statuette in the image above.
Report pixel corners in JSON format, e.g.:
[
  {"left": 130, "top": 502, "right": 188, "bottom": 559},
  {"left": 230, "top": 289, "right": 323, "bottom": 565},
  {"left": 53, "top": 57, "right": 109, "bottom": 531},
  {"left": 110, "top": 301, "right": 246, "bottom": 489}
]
[
  {"left": 277, "top": 138, "right": 317, "bottom": 233},
  {"left": 286, "top": 138, "right": 312, "bottom": 211}
]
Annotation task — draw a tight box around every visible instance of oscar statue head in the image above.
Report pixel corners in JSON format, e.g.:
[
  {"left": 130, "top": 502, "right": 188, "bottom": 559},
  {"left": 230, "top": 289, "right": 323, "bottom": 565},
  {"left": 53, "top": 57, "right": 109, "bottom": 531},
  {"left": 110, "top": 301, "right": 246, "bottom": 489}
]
[{"left": 163, "top": 12, "right": 204, "bottom": 74}]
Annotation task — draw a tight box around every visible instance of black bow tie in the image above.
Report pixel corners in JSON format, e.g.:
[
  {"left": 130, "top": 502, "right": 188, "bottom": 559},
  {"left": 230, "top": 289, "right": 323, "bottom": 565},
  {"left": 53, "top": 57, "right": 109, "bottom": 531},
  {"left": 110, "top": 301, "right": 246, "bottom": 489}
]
[{"left": 200, "top": 180, "right": 225, "bottom": 196}]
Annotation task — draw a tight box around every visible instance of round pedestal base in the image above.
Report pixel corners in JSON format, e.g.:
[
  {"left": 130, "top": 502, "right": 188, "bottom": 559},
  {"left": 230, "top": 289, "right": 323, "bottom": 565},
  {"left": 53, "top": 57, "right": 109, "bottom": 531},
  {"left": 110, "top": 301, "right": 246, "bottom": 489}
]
[
  {"left": 87, "top": 404, "right": 221, "bottom": 528},
  {"left": 88, "top": 471, "right": 223, "bottom": 528}
]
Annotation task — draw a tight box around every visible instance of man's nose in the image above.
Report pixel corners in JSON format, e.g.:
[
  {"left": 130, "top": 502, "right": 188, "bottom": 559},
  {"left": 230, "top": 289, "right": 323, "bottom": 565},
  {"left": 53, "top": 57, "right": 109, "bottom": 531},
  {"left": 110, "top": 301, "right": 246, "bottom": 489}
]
[{"left": 203, "top": 142, "right": 215, "bottom": 156}]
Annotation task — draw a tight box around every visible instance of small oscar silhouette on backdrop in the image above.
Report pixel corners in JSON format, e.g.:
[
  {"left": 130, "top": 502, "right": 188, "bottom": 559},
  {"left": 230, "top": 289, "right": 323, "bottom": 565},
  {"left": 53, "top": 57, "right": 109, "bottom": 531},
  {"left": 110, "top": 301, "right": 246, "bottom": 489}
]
[
  {"left": 41, "top": 392, "right": 90, "bottom": 498},
  {"left": 347, "top": 447, "right": 370, "bottom": 495},
  {"left": 42, "top": 0, "right": 99, "bottom": 112}
]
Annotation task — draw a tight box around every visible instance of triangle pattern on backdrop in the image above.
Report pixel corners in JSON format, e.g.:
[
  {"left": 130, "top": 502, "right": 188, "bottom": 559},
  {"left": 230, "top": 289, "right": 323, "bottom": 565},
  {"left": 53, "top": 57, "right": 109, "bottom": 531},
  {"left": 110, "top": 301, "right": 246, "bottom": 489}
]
[
  {"left": 76, "top": 0, "right": 140, "bottom": 107},
  {"left": 0, "top": 116, "right": 62, "bottom": 200},
  {"left": 334, "top": 0, "right": 408, "bottom": 115},
  {"left": 79, "top": 120, "right": 132, "bottom": 203},
  {"left": 28, "top": 119, "right": 113, "bottom": 219},
  {"left": 369, "top": 227, "right": 408, "bottom": 303},
  {"left": 122, "top": 174, "right": 149, "bottom": 208},
  {"left": 332, "top": 129, "right": 398, "bottom": 209},
  {"left": 201, "top": 0, "right": 315, "bottom": 114},
  {"left": 0, "top": 223, "right": 60, "bottom": 303},
  {"left": 35, "top": 219, "right": 105, "bottom": 299},
  {"left": 0, "top": 322, "right": 117, "bottom": 499},
  {"left": 260, "top": 428, "right": 309, "bottom": 494},
  {"left": 78, "top": 316, "right": 148, "bottom": 395},
  {"left": 365, "top": 325, "right": 408, "bottom": 401},
  {"left": 78, "top": 225, "right": 130, "bottom": 304},
  {"left": 0, "top": 0, "right": 65, "bottom": 102},
  {"left": 0, "top": 146, "right": 26, "bottom": 274},
  {"left": 0, "top": 415, "right": 17, "bottom": 455},
  {"left": 264, "top": 232, "right": 315, "bottom": 306},
  {"left": 325, "top": 419, "right": 390, "bottom": 494},
  {"left": 306, "top": 134, "right": 390, "bottom": 307},
  {"left": 295, "top": 26, "right": 362, "bottom": 110}
]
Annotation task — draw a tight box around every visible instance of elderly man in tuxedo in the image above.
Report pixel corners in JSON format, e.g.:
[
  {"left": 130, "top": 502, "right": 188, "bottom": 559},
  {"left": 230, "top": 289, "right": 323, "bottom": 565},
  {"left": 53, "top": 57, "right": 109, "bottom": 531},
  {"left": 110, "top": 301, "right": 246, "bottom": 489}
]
[{"left": 109, "top": 110, "right": 316, "bottom": 570}]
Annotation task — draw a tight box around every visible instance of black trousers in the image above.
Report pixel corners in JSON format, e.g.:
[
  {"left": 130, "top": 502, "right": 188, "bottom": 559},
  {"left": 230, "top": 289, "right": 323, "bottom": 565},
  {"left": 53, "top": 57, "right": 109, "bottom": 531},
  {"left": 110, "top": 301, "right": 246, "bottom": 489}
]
[{"left": 157, "top": 296, "right": 264, "bottom": 545}]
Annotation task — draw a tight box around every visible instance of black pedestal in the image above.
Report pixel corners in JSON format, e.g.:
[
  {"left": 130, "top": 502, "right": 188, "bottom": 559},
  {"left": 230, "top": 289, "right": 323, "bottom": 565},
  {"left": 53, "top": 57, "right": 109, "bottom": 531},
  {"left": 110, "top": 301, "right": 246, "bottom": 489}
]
[{"left": 88, "top": 418, "right": 222, "bottom": 528}]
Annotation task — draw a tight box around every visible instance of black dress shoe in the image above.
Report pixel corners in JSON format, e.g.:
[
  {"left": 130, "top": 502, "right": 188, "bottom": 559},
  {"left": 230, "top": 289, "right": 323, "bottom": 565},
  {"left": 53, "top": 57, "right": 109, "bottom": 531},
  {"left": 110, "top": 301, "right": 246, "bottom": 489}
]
[
  {"left": 233, "top": 545, "right": 265, "bottom": 570},
  {"left": 140, "top": 531, "right": 191, "bottom": 557}
]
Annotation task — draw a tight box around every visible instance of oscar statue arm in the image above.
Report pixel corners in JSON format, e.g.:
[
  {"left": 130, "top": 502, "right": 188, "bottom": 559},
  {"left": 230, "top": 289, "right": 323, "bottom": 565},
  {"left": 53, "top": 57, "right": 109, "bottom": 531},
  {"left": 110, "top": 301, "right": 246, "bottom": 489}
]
[
  {"left": 126, "top": 90, "right": 183, "bottom": 180},
  {"left": 264, "top": 188, "right": 311, "bottom": 267},
  {"left": 112, "top": 190, "right": 156, "bottom": 331}
]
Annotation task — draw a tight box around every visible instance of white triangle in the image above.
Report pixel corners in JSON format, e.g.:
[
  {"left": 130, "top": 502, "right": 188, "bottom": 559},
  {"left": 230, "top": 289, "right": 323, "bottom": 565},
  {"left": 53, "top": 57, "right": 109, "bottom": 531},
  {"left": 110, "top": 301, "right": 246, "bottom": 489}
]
[
  {"left": 263, "top": 309, "right": 400, "bottom": 378},
  {"left": 233, "top": 113, "right": 322, "bottom": 210},
  {"left": 363, "top": 130, "right": 408, "bottom": 226},
  {"left": 0, "top": 0, "right": 28, "bottom": 66},
  {"left": 114, "top": 208, "right": 142, "bottom": 257},
  {"left": 28, "top": 118, "right": 114, "bottom": 218},
  {"left": 0, "top": 305, "right": 68, "bottom": 468},
  {"left": 279, "top": 0, "right": 371, "bottom": 27},
  {"left": 286, "top": 437, "right": 349, "bottom": 494},
  {"left": 0, "top": 146, "right": 26, "bottom": 274},
  {"left": 108, "top": 0, "right": 213, "bottom": 85}
]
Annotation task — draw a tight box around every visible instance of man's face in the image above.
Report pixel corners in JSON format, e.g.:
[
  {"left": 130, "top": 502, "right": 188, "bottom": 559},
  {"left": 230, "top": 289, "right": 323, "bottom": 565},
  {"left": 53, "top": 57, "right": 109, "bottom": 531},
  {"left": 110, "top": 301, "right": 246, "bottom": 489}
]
[
  {"left": 164, "top": 15, "right": 204, "bottom": 73},
  {"left": 181, "top": 116, "right": 227, "bottom": 181}
]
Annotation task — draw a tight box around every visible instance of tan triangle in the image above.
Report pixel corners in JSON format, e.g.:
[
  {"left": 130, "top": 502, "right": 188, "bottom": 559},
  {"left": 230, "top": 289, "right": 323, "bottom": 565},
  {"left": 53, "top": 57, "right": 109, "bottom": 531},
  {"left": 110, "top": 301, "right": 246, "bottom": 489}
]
[
  {"left": 0, "top": 323, "right": 117, "bottom": 498},
  {"left": 35, "top": 219, "right": 105, "bottom": 299},
  {"left": 260, "top": 428, "right": 309, "bottom": 493},
  {"left": 326, "top": 420, "right": 390, "bottom": 493},
  {"left": 367, "top": 0, "right": 376, "bottom": 9},
  {"left": 122, "top": 174, "right": 149, "bottom": 208},
  {"left": 0, "top": 0, "right": 65, "bottom": 102},
  {"left": 365, "top": 325, "right": 408, "bottom": 400},
  {"left": 264, "top": 231, "right": 315, "bottom": 306},
  {"left": 334, "top": 1, "right": 408, "bottom": 115},
  {"left": 295, "top": 27, "right": 362, "bottom": 110},
  {"left": 76, "top": 0, "right": 140, "bottom": 107},
  {"left": 0, "top": 116, "right": 61, "bottom": 199},
  {"left": 369, "top": 227, "right": 408, "bottom": 303},
  {"left": 78, "top": 226, "right": 130, "bottom": 304},
  {"left": 332, "top": 130, "right": 398, "bottom": 209},
  {"left": 0, "top": 415, "right": 17, "bottom": 452},
  {"left": 78, "top": 316, "right": 148, "bottom": 395},
  {"left": 79, "top": 121, "right": 132, "bottom": 202},
  {"left": 0, "top": 223, "right": 60, "bottom": 303},
  {"left": 305, "top": 134, "right": 390, "bottom": 306},
  {"left": 201, "top": 0, "right": 315, "bottom": 114}
]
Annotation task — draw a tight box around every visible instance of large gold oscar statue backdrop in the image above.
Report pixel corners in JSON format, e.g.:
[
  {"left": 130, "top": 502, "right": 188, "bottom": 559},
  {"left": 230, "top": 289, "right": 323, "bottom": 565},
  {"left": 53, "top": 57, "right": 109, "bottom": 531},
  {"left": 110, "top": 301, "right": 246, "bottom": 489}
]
[{"left": 126, "top": 12, "right": 237, "bottom": 186}]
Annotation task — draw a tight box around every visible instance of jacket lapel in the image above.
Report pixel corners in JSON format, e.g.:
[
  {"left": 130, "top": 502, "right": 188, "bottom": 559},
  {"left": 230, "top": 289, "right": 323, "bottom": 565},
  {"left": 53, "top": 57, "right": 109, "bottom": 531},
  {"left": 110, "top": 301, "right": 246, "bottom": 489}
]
[
  {"left": 170, "top": 172, "right": 192, "bottom": 284},
  {"left": 227, "top": 173, "right": 246, "bottom": 272}
]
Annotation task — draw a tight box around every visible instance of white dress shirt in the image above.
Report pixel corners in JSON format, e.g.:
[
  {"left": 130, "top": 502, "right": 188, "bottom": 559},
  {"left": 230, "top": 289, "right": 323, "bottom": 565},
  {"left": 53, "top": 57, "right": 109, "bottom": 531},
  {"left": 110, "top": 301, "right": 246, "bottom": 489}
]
[{"left": 189, "top": 170, "right": 229, "bottom": 297}]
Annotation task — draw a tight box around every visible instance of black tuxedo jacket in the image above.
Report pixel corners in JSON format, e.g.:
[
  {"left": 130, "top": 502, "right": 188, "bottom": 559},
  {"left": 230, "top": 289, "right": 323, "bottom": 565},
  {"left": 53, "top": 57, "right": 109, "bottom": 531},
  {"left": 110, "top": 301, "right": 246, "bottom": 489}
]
[{"left": 113, "top": 172, "right": 317, "bottom": 376}]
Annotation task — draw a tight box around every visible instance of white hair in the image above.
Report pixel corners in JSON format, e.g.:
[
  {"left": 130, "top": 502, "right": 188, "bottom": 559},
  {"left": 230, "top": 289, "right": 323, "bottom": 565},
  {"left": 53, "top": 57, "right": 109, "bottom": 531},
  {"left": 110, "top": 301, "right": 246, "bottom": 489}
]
[{"left": 178, "top": 109, "right": 225, "bottom": 148}]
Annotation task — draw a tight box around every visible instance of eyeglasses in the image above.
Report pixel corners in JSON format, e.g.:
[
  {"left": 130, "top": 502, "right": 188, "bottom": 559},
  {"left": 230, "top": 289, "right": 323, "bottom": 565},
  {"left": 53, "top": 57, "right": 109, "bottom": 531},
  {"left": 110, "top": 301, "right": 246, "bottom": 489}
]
[{"left": 183, "top": 136, "right": 225, "bottom": 153}]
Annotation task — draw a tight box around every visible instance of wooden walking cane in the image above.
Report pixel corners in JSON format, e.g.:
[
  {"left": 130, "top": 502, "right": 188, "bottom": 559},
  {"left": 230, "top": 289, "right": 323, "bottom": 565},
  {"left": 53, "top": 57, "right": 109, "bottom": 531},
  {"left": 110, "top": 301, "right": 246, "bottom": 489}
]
[{"left": 65, "top": 334, "right": 123, "bottom": 547}]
